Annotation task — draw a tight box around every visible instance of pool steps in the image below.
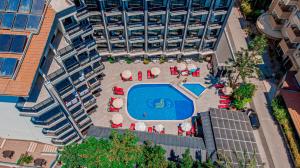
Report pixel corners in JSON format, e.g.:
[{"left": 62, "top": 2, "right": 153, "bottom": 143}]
[{"left": 170, "top": 82, "right": 199, "bottom": 100}]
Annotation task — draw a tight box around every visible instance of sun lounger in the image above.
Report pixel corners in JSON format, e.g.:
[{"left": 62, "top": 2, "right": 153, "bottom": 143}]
[
  {"left": 108, "top": 106, "right": 119, "bottom": 112},
  {"left": 109, "top": 97, "right": 117, "bottom": 105},
  {"left": 113, "top": 86, "right": 123, "bottom": 91},
  {"left": 111, "top": 123, "right": 122, "bottom": 128},
  {"left": 218, "top": 104, "right": 230, "bottom": 109},
  {"left": 214, "top": 83, "right": 225, "bottom": 88},
  {"left": 148, "top": 127, "right": 153, "bottom": 133},
  {"left": 160, "top": 130, "right": 165, "bottom": 134},
  {"left": 138, "top": 71, "right": 142, "bottom": 81},
  {"left": 178, "top": 126, "right": 184, "bottom": 136},
  {"left": 192, "top": 69, "right": 200, "bottom": 77},
  {"left": 220, "top": 95, "right": 230, "bottom": 99},
  {"left": 130, "top": 123, "right": 135, "bottom": 131},
  {"left": 220, "top": 99, "right": 231, "bottom": 104},
  {"left": 114, "top": 90, "right": 124, "bottom": 95},
  {"left": 147, "top": 70, "right": 152, "bottom": 79},
  {"left": 170, "top": 66, "right": 179, "bottom": 75},
  {"left": 181, "top": 70, "right": 189, "bottom": 76}
]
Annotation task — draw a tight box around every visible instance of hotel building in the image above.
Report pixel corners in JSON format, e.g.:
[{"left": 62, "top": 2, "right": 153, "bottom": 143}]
[{"left": 0, "top": 0, "right": 234, "bottom": 146}]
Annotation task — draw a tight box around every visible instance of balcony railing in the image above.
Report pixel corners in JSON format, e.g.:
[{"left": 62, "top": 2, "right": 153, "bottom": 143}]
[
  {"left": 57, "top": 45, "right": 75, "bottom": 57},
  {"left": 269, "top": 15, "right": 284, "bottom": 30},
  {"left": 48, "top": 68, "right": 65, "bottom": 81},
  {"left": 286, "top": 27, "right": 300, "bottom": 43},
  {"left": 274, "top": 3, "right": 293, "bottom": 19},
  {"left": 16, "top": 98, "right": 55, "bottom": 113},
  {"left": 279, "top": 39, "right": 296, "bottom": 55}
]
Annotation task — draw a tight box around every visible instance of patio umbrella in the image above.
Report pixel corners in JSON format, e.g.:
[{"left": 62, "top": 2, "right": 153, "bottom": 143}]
[
  {"left": 222, "top": 86, "right": 233, "bottom": 95},
  {"left": 154, "top": 124, "right": 164, "bottom": 132},
  {"left": 112, "top": 114, "right": 123, "bottom": 124},
  {"left": 135, "top": 122, "right": 146, "bottom": 131},
  {"left": 187, "top": 63, "right": 197, "bottom": 72},
  {"left": 176, "top": 63, "right": 186, "bottom": 71},
  {"left": 121, "top": 70, "right": 132, "bottom": 79},
  {"left": 112, "top": 98, "right": 123, "bottom": 108},
  {"left": 151, "top": 67, "right": 161, "bottom": 76},
  {"left": 181, "top": 122, "right": 192, "bottom": 132}
]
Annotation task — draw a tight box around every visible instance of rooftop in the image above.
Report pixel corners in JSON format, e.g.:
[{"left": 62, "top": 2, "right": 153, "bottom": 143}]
[
  {"left": 0, "top": 1, "right": 55, "bottom": 97},
  {"left": 0, "top": 138, "right": 57, "bottom": 168}
]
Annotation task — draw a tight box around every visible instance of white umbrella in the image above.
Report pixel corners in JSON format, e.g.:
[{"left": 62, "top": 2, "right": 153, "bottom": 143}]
[
  {"left": 112, "top": 114, "right": 123, "bottom": 124},
  {"left": 151, "top": 67, "right": 161, "bottom": 76},
  {"left": 187, "top": 64, "right": 197, "bottom": 72},
  {"left": 112, "top": 98, "right": 123, "bottom": 108},
  {"left": 121, "top": 70, "right": 132, "bottom": 79},
  {"left": 135, "top": 122, "right": 146, "bottom": 131},
  {"left": 181, "top": 122, "right": 192, "bottom": 132},
  {"left": 177, "top": 63, "right": 187, "bottom": 71},
  {"left": 222, "top": 86, "right": 233, "bottom": 95},
  {"left": 154, "top": 124, "right": 164, "bottom": 132}
]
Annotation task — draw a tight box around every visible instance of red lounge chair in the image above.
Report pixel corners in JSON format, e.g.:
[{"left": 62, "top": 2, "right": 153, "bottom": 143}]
[
  {"left": 186, "top": 131, "right": 192, "bottom": 136},
  {"left": 114, "top": 90, "right": 124, "bottom": 95},
  {"left": 130, "top": 123, "right": 135, "bottom": 130},
  {"left": 147, "top": 70, "right": 152, "bottom": 79},
  {"left": 214, "top": 83, "right": 225, "bottom": 88},
  {"left": 218, "top": 104, "right": 230, "bottom": 109},
  {"left": 170, "top": 66, "right": 179, "bottom": 75},
  {"left": 220, "top": 99, "right": 231, "bottom": 104},
  {"left": 160, "top": 130, "right": 165, "bottom": 134},
  {"left": 191, "top": 126, "right": 196, "bottom": 135},
  {"left": 148, "top": 127, "right": 153, "bottom": 133},
  {"left": 192, "top": 69, "right": 200, "bottom": 77},
  {"left": 113, "top": 86, "right": 123, "bottom": 91},
  {"left": 108, "top": 106, "right": 119, "bottom": 112},
  {"left": 129, "top": 76, "right": 133, "bottom": 81},
  {"left": 138, "top": 71, "right": 142, "bottom": 81},
  {"left": 170, "top": 67, "right": 174, "bottom": 75},
  {"left": 178, "top": 126, "right": 184, "bottom": 136},
  {"left": 220, "top": 95, "right": 230, "bottom": 99},
  {"left": 111, "top": 123, "right": 122, "bottom": 128}
]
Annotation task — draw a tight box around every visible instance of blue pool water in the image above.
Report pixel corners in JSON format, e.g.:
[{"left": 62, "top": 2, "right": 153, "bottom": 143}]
[
  {"left": 182, "top": 83, "right": 206, "bottom": 96},
  {"left": 127, "top": 84, "right": 194, "bottom": 120}
]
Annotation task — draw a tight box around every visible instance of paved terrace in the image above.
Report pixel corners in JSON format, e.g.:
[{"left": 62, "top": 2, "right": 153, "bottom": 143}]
[{"left": 91, "top": 60, "right": 220, "bottom": 135}]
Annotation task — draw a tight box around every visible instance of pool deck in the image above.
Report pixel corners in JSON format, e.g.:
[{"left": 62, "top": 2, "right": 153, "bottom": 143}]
[{"left": 91, "top": 60, "right": 220, "bottom": 135}]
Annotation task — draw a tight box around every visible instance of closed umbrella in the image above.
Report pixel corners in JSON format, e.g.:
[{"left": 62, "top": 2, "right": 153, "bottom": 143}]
[
  {"left": 177, "top": 63, "right": 186, "bottom": 71},
  {"left": 112, "top": 98, "right": 123, "bottom": 108},
  {"left": 222, "top": 86, "right": 233, "bottom": 95},
  {"left": 122, "top": 70, "right": 132, "bottom": 79},
  {"left": 187, "top": 64, "right": 197, "bottom": 72},
  {"left": 135, "top": 122, "right": 146, "bottom": 131},
  {"left": 151, "top": 67, "right": 161, "bottom": 76},
  {"left": 181, "top": 122, "right": 192, "bottom": 132},
  {"left": 154, "top": 124, "right": 164, "bottom": 132},
  {"left": 112, "top": 114, "right": 123, "bottom": 124}
]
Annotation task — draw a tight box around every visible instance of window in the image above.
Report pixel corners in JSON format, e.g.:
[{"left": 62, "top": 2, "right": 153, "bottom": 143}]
[
  {"left": 1, "top": 13, "right": 15, "bottom": 28},
  {"left": 0, "top": 34, "right": 27, "bottom": 53},
  {"left": 26, "top": 14, "right": 41, "bottom": 30},
  {"left": 0, "top": 58, "right": 18, "bottom": 78},
  {"left": 0, "top": 0, "right": 7, "bottom": 11},
  {"left": 31, "top": 0, "right": 44, "bottom": 14},
  {"left": 19, "top": 0, "right": 32, "bottom": 13},
  {"left": 6, "top": 0, "right": 20, "bottom": 12},
  {"left": 14, "top": 14, "right": 28, "bottom": 29}
]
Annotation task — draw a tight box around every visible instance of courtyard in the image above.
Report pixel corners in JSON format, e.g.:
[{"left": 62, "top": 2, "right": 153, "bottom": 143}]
[{"left": 91, "top": 60, "right": 220, "bottom": 135}]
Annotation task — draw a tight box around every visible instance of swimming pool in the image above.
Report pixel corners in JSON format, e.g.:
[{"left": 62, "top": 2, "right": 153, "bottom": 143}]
[
  {"left": 182, "top": 83, "right": 206, "bottom": 97},
  {"left": 127, "top": 84, "right": 194, "bottom": 120}
]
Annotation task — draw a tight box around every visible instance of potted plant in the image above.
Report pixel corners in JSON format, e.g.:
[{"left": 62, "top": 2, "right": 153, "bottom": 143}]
[{"left": 143, "top": 58, "right": 150, "bottom": 64}]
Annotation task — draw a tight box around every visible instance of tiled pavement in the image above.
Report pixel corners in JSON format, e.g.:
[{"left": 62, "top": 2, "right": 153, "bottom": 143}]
[{"left": 90, "top": 60, "right": 220, "bottom": 135}]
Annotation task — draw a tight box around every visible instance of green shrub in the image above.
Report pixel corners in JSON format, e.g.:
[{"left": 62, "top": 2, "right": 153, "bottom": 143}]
[
  {"left": 107, "top": 57, "right": 115, "bottom": 64},
  {"left": 125, "top": 57, "right": 133, "bottom": 64},
  {"left": 240, "top": 0, "right": 252, "bottom": 17},
  {"left": 17, "top": 153, "right": 33, "bottom": 165},
  {"left": 159, "top": 57, "right": 166, "bottom": 64},
  {"left": 143, "top": 58, "right": 150, "bottom": 64}
]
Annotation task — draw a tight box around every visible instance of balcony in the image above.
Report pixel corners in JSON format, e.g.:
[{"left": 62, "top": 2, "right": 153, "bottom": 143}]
[
  {"left": 88, "top": 78, "right": 101, "bottom": 89},
  {"left": 93, "top": 62, "right": 105, "bottom": 72},
  {"left": 51, "top": 131, "right": 78, "bottom": 145},
  {"left": 47, "top": 68, "right": 65, "bottom": 82},
  {"left": 57, "top": 45, "right": 76, "bottom": 58},
  {"left": 17, "top": 97, "right": 55, "bottom": 115},
  {"left": 42, "top": 120, "right": 71, "bottom": 137},
  {"left": 279, "top": 39, "right": 297, "bottom": 55},
  {"left": 82, "top": 96, "right": 96, "bottom": 108},
  {"left": 31, "top": 108, "right": 64, "bottom": 126},
  {"left": 77, "top": 84, "right": 90, "bottom": 97},
  {"left": 286, "top": 26, "right": 300, "bottom": 43},
  {"left": 273, "top": 3, "right": 292, "bottom": 19},
  {"left": 269, "top": 15, "right": 284, "bottom": 30}
]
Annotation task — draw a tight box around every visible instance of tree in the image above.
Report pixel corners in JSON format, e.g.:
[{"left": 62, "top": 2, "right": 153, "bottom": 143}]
[
  {"left": 180, "top": 149, "right": 194, "bottom": 168},
  {"left": 240, "top": 0, "right": 252, "bottom": 18},
  {"left": 141, "top": 141, "right": 169, "bottom": 168},
  {"left": 229, "top": 49, "right": 260, "bottom": 87},
  {"left": 249, "top": 35, "right": 268, "bottom": 56},
  {"left": 216, "top": 150, "right": 258, "bottom": 168},
  {"left": 232, "top": 83, "right": 256, "bottom": 110}
]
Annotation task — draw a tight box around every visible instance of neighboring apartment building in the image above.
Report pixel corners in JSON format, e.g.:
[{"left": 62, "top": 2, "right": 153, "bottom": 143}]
[
  {"left": 257, "top": 0, "right": 300, "bottom": 84},
  {"left": 0, "top": 0, "right": 234, "bottom": 146}
]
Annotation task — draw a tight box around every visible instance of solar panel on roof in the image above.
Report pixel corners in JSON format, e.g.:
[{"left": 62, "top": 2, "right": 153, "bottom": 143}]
[
  {"left": 26, "top": 14, "right": 40, "bottom": 30},
  {"left": 10, "top": 35, "right": 27, "bottom": 53},
  {"left": 30, "top": 0, "right": 44, "bottom": 14},
  {"left": 1, "top": 13, "right": 14, "bottom": 28},
  {"left": 18, "top": 0, "right": 32, "bottom": 13},
  {"left": 0, "top": 34, "right": 12, "bottom": 52},
  {"left": 0, "top": 0, "right": 7, "bottom": 11},
  {"left": 6, "top": 0, "right": 20, "bottom": 12},
  {"left": 13, "top": 14, "right": 28, "bottom": 29},
  {"left": 0, "top": 58, "right": 18, "bottom": 77}
]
